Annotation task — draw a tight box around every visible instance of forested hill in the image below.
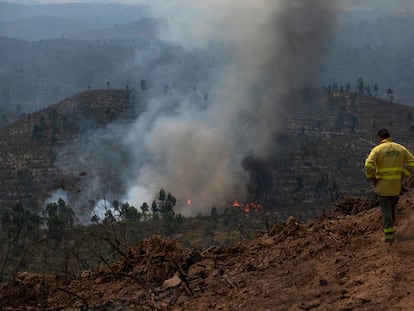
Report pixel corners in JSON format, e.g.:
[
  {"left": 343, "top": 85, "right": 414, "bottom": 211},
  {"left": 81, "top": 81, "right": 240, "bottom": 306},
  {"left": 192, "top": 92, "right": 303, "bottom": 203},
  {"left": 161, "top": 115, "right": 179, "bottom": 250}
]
[
  {"left": 1, "top": 87, "right": 414, "bottom": 219},
  {"left": 0, "top": 89, "right": 136, "bottom": 212},
  {"left": 240, "top": 87, "right": 414, "bottom": 218}
]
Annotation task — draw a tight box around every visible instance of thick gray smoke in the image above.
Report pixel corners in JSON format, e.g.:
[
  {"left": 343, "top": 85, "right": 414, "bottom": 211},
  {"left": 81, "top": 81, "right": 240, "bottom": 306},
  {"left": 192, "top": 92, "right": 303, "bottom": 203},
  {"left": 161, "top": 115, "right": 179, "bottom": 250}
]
[{"left": 123, "top": 0, "right": 338, "bottom": 216}]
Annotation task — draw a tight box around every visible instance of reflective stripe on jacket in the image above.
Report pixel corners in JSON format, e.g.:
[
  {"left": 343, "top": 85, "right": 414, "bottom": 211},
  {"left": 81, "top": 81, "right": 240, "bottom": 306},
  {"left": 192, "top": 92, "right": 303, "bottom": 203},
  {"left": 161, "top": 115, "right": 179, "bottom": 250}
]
[{"left": 365, "top": 138, "right": 414, "bottom": 196}]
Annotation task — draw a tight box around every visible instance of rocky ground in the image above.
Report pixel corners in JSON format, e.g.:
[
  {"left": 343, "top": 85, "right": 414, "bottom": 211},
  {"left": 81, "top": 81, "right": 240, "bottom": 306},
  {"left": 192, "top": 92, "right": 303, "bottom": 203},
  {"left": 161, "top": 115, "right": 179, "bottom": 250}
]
[{"left": 2, "top": 189, "right": 414, "bottom": 310}]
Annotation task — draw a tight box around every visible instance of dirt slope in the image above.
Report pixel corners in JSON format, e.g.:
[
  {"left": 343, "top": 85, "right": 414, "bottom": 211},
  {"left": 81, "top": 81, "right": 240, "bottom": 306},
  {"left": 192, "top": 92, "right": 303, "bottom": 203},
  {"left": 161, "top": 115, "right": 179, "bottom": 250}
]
[{"left": 2, "top": 191, "right": 414, "bottom": 310}]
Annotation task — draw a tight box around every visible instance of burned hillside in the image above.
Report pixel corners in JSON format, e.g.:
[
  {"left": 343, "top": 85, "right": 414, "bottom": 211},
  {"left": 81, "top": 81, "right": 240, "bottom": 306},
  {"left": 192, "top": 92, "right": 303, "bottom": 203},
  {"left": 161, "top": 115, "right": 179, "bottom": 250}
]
[
  {"left": 2, "top": 87, "right": 414, "bottom": 219},
  {"left": 0, "top": 89, "right": 136, "bottom": 212},
  {"left": 236, "top": 88, "right": 414, "bottom": 218}
]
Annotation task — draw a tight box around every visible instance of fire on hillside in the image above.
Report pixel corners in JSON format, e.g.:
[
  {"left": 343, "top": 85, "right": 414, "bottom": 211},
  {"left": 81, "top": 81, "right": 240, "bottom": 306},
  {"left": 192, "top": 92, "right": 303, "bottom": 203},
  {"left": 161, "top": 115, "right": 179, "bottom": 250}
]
[{"left": 232, "top": 201, "right": 263, "bottom": 213}]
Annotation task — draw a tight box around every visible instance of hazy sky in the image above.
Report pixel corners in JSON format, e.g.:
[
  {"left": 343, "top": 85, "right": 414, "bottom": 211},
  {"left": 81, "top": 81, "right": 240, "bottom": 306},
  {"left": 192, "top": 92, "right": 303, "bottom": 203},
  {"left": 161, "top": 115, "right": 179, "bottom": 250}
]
[{"left": 4, "top": 0, "right": 414, "bottom": 12}]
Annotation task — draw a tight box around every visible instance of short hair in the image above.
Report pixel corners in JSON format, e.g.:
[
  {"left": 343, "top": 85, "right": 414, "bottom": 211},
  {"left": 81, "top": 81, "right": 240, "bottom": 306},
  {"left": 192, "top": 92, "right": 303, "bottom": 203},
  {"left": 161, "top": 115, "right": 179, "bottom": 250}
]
[{"left": 377, "top": 128, "right": 390, "bottom": 139}]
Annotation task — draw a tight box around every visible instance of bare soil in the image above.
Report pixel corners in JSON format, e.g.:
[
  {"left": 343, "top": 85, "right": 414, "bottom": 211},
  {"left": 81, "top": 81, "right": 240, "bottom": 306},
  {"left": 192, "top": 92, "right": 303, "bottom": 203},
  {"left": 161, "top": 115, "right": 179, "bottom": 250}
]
[{"left": 2, "top": 190, "right": 414, "bottom": 311}]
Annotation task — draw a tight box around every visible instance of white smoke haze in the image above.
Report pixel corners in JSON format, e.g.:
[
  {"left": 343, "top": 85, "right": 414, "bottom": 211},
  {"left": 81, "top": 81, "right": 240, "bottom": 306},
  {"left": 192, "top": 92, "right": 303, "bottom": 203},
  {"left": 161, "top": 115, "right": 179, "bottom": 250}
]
[
  {"left": 44, "top": 189, "right": 69, "bottom": 207},
  {"left": 91, "top": 199, "right": 116, "bottom": 220},
  {"left": 122, "top": 0, "right": 338, "bottom": 216}
]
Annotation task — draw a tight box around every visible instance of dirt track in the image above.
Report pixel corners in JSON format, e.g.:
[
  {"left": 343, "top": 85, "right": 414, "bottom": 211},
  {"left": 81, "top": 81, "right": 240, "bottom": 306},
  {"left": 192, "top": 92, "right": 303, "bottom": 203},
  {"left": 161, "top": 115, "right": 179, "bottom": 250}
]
[
  {"left": 388, "top": 193, "right": 414, "bottom": 310},
  {"left": 2, "top": 192, "right": 414, "bottom": 310}
]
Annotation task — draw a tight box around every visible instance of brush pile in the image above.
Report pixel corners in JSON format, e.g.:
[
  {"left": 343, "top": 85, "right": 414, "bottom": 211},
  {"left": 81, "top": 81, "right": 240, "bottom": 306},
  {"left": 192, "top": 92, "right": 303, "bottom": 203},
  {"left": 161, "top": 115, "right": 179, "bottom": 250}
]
[{"left": 2, "top": 193, "right": 414, "bottom": 310}]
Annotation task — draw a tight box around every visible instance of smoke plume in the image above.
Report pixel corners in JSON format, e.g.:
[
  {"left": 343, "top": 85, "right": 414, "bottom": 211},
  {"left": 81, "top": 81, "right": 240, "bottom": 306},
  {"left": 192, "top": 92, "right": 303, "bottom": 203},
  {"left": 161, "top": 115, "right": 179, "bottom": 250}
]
[{"left": 122, "top": 0, "right": 338, "bottom": 216}]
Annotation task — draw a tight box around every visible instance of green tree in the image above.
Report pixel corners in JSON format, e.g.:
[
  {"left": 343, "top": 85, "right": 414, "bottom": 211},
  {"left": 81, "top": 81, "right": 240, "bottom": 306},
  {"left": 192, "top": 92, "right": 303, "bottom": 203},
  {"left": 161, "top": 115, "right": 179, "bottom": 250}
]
[
  {"left": 158, "top": 189, "right": 166, "bottom": 202},
  {"left": 112, "top": 200, "right": 120, "bottom": 214},
  {"left": 151, "top": 200, "right": 159, "bottom": 221},
  {"left": 386, "top": 88, "right": 394, "bottom": 101},
  {"left": 1, "top": 203, "right": 42, "bottom": 244},
  {"left": 120, "top": 202, "right": 140, "bottom": 221},
  {"left": 154, "top": 189, "right": 183, "bottom": 235},
  {"left": 0, "top": 203, "right": 41, "bottom": 282},
  {"left": 45, "top": 199, "right": 74, "bottom": 241},
  {"left": 140, "top": 202, "right": 149, "bottom": 221},
  {"left": 160, "top": 192, "right": 176, "bottom": 215},
  {"left": 103, "top": 210, "right": 116, "bottom": 224}
]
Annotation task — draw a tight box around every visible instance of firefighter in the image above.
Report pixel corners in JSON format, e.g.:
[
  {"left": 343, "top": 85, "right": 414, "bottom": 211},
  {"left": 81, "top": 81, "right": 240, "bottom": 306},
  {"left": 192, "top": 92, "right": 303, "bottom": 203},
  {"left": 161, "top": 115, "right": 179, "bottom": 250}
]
[{"left": 364, "top": 129, "right": 414, "bottom": 243}]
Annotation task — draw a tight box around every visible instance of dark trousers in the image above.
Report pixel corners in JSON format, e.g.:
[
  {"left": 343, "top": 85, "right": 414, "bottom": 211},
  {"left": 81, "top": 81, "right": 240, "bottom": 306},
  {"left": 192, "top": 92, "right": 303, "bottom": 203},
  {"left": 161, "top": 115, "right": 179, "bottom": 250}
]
[{"left": 377, "top": 195, "right": 399, "bottom": 240}]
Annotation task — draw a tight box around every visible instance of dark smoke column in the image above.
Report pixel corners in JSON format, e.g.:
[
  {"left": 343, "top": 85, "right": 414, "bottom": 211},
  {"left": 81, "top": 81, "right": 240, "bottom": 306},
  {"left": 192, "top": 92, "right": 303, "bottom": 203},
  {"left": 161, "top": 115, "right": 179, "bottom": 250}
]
[{"left": 123, "top": 0, "right": 338, "bottom": 216}]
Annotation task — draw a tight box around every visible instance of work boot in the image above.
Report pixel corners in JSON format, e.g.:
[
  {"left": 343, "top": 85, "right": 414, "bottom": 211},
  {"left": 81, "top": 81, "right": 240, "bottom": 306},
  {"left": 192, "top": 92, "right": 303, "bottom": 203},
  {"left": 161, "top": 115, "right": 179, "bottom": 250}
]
[{"left": 384, "top": 233, "right": 395, "bottom": 243}]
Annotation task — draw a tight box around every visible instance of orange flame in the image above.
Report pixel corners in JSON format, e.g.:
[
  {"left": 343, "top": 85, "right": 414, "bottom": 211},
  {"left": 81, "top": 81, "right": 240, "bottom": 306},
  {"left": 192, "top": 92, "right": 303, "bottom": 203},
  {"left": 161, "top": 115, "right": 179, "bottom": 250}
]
[{"left": 233, "top": 201, "right": 263, "bottom": 213}]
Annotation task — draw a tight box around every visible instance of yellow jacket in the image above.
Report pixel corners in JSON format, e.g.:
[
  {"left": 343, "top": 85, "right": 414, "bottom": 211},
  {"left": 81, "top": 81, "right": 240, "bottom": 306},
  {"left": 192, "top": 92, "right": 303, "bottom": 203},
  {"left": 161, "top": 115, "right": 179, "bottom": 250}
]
[{"left": 365, "top": 138, "right": 414, "bottom": 196}]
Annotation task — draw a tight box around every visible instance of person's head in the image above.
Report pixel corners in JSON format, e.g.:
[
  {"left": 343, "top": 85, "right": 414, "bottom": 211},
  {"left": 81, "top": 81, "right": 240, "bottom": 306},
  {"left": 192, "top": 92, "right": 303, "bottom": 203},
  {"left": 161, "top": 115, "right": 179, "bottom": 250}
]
[{"left": 377, "top": 128, "right": 390, "bottom": 140}]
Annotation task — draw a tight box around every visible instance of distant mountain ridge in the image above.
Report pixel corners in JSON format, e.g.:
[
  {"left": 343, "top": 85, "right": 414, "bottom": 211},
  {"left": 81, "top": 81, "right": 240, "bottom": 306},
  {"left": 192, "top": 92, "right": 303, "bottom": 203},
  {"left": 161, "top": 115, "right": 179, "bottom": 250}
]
[
  {"left": 324, "top": 9, "right": 414, "bottom": 105},
  {"left": 0, "top": 2, "right": 148, "bottom": 25},
  {"left": 0, "top": 34, "right": 139, "bottom": 113},
  {"left": 2, "top": 2, "right": 414, "bottom": 118},
  {"left": 0, "top": 15, "right": 102, "bottom": 41}
]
